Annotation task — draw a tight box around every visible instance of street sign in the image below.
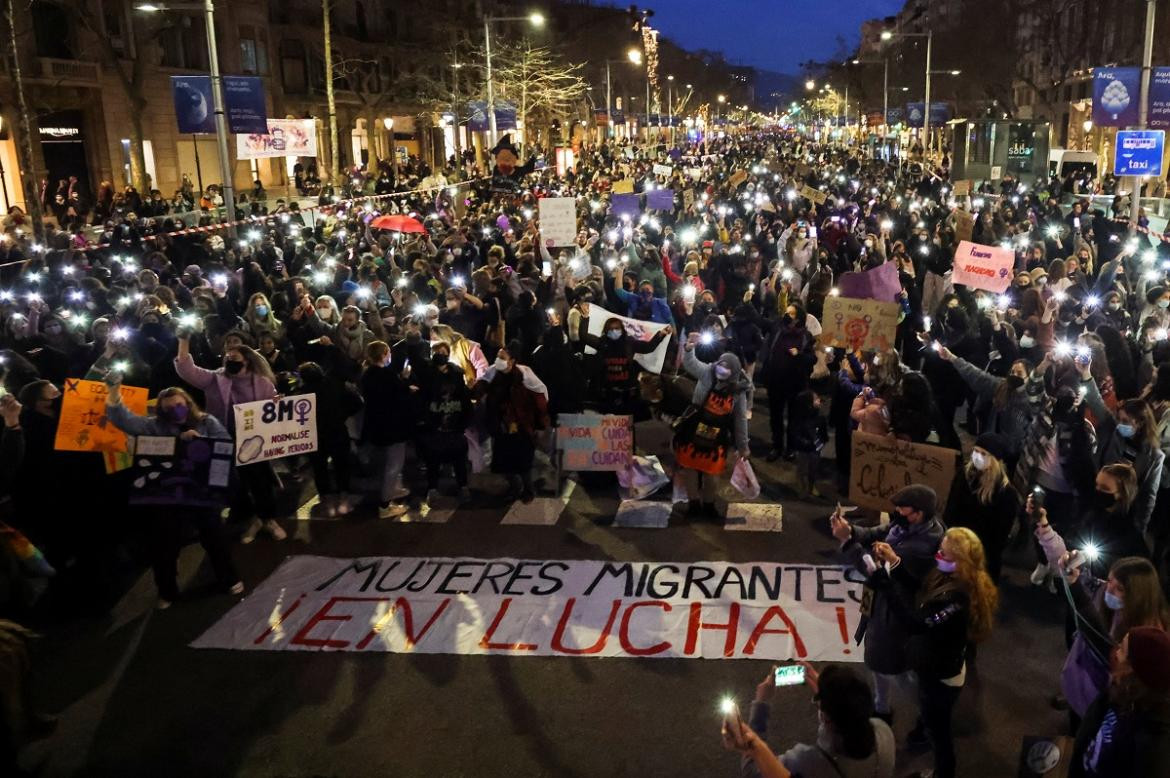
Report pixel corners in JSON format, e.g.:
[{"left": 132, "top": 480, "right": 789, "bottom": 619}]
[{"left": 1114, "top": 129, "right": 1165, "bottom": 177}]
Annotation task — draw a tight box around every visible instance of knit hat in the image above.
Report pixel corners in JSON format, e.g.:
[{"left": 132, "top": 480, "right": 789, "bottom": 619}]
[
  {"left": 973, "top": 433, "right": 1010, "bottom": 462},
  {"left": 1126, "top": 626, "right": 1170, "bottom": 693},
  {"left": 1029, "top": 268, "right": 1048, "bottom": 284},
  {"left": 890, "top": 484, "right": 937, "bottom": 516}
]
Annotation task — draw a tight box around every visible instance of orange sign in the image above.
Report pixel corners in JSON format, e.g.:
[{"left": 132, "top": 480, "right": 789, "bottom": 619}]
[{"left": 54, "top": 379, "right": 149, "bottom": 453}]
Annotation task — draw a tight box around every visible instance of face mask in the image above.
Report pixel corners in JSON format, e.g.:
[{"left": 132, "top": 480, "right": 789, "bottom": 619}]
[
  {"left": 493, "top": 358, "right": 511, "bottom": 372},
  {"left": 1019, "top": 335, "right": 1036, "bottom": 349},
  {"left": 1035, "top": 278, "right": 1047, "bottom": 288},
  {"left": 1160, "top": 300, "right": 1170, "bottom": 309},
  {"left": 163, "top": 404, "right": 189, "bottom": 423},
  {"left": 255, "top": 305, "right": 269, "bottom": 317},
  {"left": 1107, "top": 302, "right": 1121, "bottom": 312},
  {"left": 606, "top": 329, "right": 623, "bottom": 340},
  {"left": 970, "top": 451, "right": 989, "bottom": 470},
  {"left": 1103, "top": 590, "right": 1124, "bottom": 611},
  {"left": 1093, "top": 490, "right": 1117, "bottom": 511},
  {"left": 224, "top": 360, "right": 244, "bottom": 375},
  {"left": 348, "top": 322, "right": 360, "bottom": 331},
  {"left": 891, "top": 511, "right": 910, "bottom": 528},
  {"left": 935, "top": 554, "right": 957, "bottom": 574},
  {"left": 317, "top": 307, "right": 331, "bottom": 317},
  {"left": 1117, "top": 423, "right": 1136, "bottom": 439},
  {"left": 714, "top": 365, "right": 732, "bottom": 380},
  {"left": 432, "top": 353, "right": 449, "bottom": 367},
  {"left": 1006, "top": 374, "right": 1026, "bottom": 389}
]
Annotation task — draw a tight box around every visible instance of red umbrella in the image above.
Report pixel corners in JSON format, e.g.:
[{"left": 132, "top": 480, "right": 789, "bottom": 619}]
[{"left": 370, "top": 214, "right": 427, "bottom": 233}]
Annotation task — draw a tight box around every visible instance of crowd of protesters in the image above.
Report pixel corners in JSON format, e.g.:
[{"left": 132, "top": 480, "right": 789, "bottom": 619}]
[{"left": 3, "top": 127, "right": 1170, "bottom": 775}]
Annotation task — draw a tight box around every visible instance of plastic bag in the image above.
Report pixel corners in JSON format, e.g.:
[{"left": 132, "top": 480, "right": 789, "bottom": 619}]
[
  {"left": 617, "top": 455, "right": 670, "bottom": 501},
  {"left": 730, "top": 458, "right": 760, "bottom": 500}
]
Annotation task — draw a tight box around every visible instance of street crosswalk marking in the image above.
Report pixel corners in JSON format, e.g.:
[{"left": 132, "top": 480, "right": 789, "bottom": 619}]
[{"left": 724, "top": 502, "right": 783, "bottom": 532}]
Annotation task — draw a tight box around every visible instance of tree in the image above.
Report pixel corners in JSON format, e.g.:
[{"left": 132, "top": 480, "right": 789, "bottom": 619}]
[
  {"left": 486, "top": 41, "right": 588, "bottom": 150},
  {"left": 3, "top": 0, "right": 44, "bottom": 237},
  {"left": 322, "top": 0, "right": 339, "bottom": 182}
]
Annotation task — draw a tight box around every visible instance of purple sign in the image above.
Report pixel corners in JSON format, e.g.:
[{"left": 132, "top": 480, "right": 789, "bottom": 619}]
[
  {"left": 646, "top": 188, "right": 674, "bottom": 210},
  {"left": 1149, "top": 67, "right": 1170, "bottom": 129},
  {"left": 1093, "top": 67, "right": 1140, "bottom": 127},
  {"left": 171, "top": 75, "right": 216, "bottom": 134},
  {"left": 836, "top": 261, "right": 902, "bottom": 302},
  {"left": 611, "top": 193, "right": 640, "bottom": 220},
  {"left": 223, "top": 76, "right": 268, "bottom": 134}
]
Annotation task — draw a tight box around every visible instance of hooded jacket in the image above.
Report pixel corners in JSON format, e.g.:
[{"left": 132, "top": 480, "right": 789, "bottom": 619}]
[{"left": 682, "top": 348, "right": 750, "bottom": 454}]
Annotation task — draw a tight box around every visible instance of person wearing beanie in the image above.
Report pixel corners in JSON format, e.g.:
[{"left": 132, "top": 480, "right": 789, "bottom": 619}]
[
  {"left": 945, "top": 432, "right": 1021, "bottom": 581},
  {"left": 1071, "top": 626, "right": 1170, "bottom": 777},
  {"left": 831, "top": 484, "right": 945, "bottom": 723}
]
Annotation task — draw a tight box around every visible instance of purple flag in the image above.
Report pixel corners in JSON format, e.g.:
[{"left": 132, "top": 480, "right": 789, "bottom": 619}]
[
  {"left": 646, "top": 188, "right": 675, "bottom": 210},
  {"left": 611, "top": 193, "right": 641, "bottom": 220},
  {"left": 836, "top": 261, "right": 902, "bottom": 302}
]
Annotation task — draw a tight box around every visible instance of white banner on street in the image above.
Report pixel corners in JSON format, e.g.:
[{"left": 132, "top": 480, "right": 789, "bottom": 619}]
[
  {"left": 585, "top": 303, "right": 671, "bottom": 374},
  {"left": 233, "top": 394, "right": 318, "bottom": 464},
  {"left": 538, "top": 196, "right": 578, "bottom": 247},
  {"left": 192, "top": 555, "right": 865, "bottom": 661},
  {"left": 236, "top": 119, "right": 318, "bottom": 159}
]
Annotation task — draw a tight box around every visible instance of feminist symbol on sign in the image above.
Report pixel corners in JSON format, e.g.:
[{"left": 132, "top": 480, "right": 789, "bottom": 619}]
[{"left": 843, "top": 315, "right": 871, "bottom": 351}]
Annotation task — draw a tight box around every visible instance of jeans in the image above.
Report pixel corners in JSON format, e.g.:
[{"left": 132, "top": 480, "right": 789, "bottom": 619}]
[
  {"left": 919, "top": 677, "right": 962, "bottom": 778},
  {"left": 150, "top": 508, "right": 238, "bottom": 601},
  {"left": 373, "top": 442, "right": 407, "bottom": 504}
]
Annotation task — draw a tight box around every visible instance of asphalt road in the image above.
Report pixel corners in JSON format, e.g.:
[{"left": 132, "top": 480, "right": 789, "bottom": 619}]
[{"left": 20, "top": 410, "right": 1070, "bottom": 778}]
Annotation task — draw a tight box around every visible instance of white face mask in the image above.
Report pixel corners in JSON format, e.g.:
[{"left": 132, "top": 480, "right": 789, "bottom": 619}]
[
  {"left": 970, "top": 450, "right": 989, "bottom": 471},
  {"left": 493, "top": 358, "right": 511, "bottom": 373},
  {"left": 1019, "top": 335, "right": 1036, "bottom": 349}
]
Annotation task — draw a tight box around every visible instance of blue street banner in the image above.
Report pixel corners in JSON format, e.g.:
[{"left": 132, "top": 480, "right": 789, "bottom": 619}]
[
  {"left": 1148, "top": 68, "right": 1170, "bottom": 129},
  {"left": 611, "top": 109, "right": 625, "bottom": 124},
  {"left": 223, "top": 76, "right": 268, "bottom": 134},
  {"left": 885, "top": 106, "right": 905, "bottom": 126},
  {"left": 466, "top": 101, "right": 517, "bottom": 132},
  {"left": 594, "top": 109, "right": 610, "bottom": 127},
  {"left": 1114, "top": 130, "right": 1165, "bottom": 177},
  {"left": 1093, "top": 67, "right": 1140, "bottom": 127},
  {"left": 171, "top": 75, "right": 216, "bottom": 134},
  {"left": 904, "top": 102, "right": 951, "bottom": 128}
]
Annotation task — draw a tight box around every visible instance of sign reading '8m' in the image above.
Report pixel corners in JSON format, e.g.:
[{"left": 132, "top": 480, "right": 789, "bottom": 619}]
[{"left": 233, "top": 394, "right": 318, "bottom": 464}]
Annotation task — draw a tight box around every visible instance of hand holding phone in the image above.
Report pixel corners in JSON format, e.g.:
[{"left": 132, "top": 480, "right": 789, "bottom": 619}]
[{"left": 774, "top": 665, "right": 806, "bottom": 687}]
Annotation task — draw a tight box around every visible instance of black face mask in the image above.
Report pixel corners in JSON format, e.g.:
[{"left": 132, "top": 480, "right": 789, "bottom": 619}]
[
  {"left": 891, "top": 511, "right": 910, "bottom": 528},
  {"left": 432, "top": 353, "right": 449, "bottom": 367},
  {"left": 224, "top": 360, "right": 244, "bottom": 375},
  {"left": 1093, "top": 490, "right": 1118, "bottom": 512},
  {"left": 1006, "top": 374, "right": 1025, "bottom": 389}
]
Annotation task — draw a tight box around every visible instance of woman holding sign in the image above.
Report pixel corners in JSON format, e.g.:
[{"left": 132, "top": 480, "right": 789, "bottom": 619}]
[{"left": 104, "top": 378, "right": 243, "bottom": 609}]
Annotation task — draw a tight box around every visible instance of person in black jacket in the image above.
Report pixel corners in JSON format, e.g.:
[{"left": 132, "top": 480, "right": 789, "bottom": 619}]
[
  {"left": 417, "top": 341, "right": 473, "bottom": 507},
  {"left": 787, "top": 389, "right": 827, "bottom": 498},
  {"left": 576, "top": 305, "right": 671, "bottom": 418},
  {"left": 530, "top": 325, "right": 586, "bottom": 418},
  {"left": 945, "top": 433, "right": 1021, "bottom": 582},
  {"left": 763, "top": 301, "right": 816, "bottom": 461},
  {"left": 360, "top": 341, "right": 414, "bottom": 519},
  {"left": 298, "top": 361, "right": 363, "bottom": 517}
]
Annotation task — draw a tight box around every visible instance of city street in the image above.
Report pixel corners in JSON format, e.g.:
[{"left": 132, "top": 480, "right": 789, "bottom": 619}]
[{"left": 21, "top": 411, "right": 1068, "bottom": 778}]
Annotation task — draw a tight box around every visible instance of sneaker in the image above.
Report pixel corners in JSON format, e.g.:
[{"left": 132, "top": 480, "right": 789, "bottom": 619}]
[
  {"left": 1030, "top": 562, "right": 1050, "bottom": 586},
  {"left": 229, "top": 581, "right": 245, "bottom": 596},
  {"left": 157, "top": 598, "right": 173, "bottom": 611},
  {"left": 335, "top": 497, "right": 352, "bottom": 516},
  {"left": 379, "top": 502, "right": 409, "bottom": 519},
  {"left": 240, "top": 518, "right": 263, "bottom": 544},
  {"left": 264, "top": 519, "right": 287, "bottom": 541},
  {"left": 390, "top": 486, "right": 410, "bottom": 501}
]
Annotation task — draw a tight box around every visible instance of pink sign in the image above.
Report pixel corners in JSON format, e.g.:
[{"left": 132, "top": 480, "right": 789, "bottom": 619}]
[{"left": 952, "top": 241, "right": 1014, "bottom": 293}]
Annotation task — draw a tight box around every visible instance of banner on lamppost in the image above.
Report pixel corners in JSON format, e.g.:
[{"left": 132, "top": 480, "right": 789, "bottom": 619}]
[
  {"left": 1148, "top": 68, "right": 1170, "bottom": 129},
  {"left": 1092, "top": 67, "right": 1140, "bottom": 127},
  {"left": 466, "top": 101, "right": 517, "bottom": 131},
  {"left": 171, "top": 75, "right": 216, "bottom": 134},
  {"left": 222, "top": 76, "right": 268, "bottom": 134},
  {"left": 236, "top": 119, "right": 318, "bottom": 159},
  {"left": 905, "top": 102, "right": 951, "bottom": 128},
  {"left": 1006, "top": 123, "right": 1037, "bottom": 174}
]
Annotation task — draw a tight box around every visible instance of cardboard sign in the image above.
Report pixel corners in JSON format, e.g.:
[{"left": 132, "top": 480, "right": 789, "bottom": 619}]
[
  {"left": 538, "top": 197, "right": 578, "bottom": 247},
  {"left": 952, "top": 179, "right": 971, "bottom": 196},
  {"left": 683, "top": 189, "right": 695, "bottom": 210},
  {"left": 800, "top": 185, "right": 828, "bottom": 205},
  {"left": 685, "top": 167, "right": 702, "bottom": 181},
  {"left": 193, "top": 554, "right": 866, "bottom": 661},
  {"left": 55, "top": 379, "right": 149, "bottom": 454},
  {"left": 612, "top": 179, "right": 634, "bottom": 194},
  {"left": 727, "top": 170, "right": 749, "bottom": 189},
  {"left": 836, "top": 262, "right": 902, "bottom": 302},
  {"left": 556, "top": 413, "right": 633, "bottom": 471},
  {"left": 819, "top": 296, "right": 901, "bottom": 352},
  {"left": 611, "top": 193, "right": 641, "bottom": 220},
  {"left": 233, "top": 394, "right": 318, "bottom": 464},
  {"left": 848, "top": 431, "right": 957, "bottom": 513},
  {"left": 953, "top": 240, "right": 1013, "bottom": 293},
  {"left": 953, "top": 209, "right": 975, "bottom": 242},
  {"left": 652, "top": 163, "right": 673, "bottom": 178},
  {"left": 130, "top": 436, "right": 235, "bottom": 507},
  {"left": 584, "top": 303, "right": 671, "bottom": 373}
]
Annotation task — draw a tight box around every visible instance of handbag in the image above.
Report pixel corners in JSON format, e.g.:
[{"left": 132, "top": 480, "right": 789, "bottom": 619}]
[
  {"left": 730, "top": 458, "right": 760, "bottom": 499},
  {"left": 1060, "top": 631, "right": 1110, "bottom": 717}
]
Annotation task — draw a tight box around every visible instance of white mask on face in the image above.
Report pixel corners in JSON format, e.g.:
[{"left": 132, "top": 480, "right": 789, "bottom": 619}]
[
  {"left": 970, "top": 450, "right": 989, "bottom": 471},
  {"left": 493, "top": 358, "right": 511, "bottom": 372},
  {"left": 1019, "top": 335, "right": 1036, "bottom": 349}
]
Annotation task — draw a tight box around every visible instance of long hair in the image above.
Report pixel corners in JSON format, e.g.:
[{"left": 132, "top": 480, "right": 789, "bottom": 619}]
[
  {"left": 1100, "top": 462, "right": 1138, "bottom": 513},
  {"left": 1119, "top": 399, "right": 1159, "bottom": 450},
  {"left": 942, "top": 527, "right": 999, "bottom": 643},
  {"left": 245, "top": 292, "right": 282, "bottom": 333},
  {"left": 965, "top": 450, "right": 1009, "bottom": 506},
  {"left": 226, "top": 345, "right": 275, "bottom": 383},
  {"left": 1108, "top": 557, "right": 1170, "bottom": 642},
  {"left": 156, "top": 386, "right": 206, "bottom": 423}
]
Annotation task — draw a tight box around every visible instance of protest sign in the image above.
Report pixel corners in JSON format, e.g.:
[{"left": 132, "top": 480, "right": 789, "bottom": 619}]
[
  {"left": 800, "top": 185, "right": 828, "bottom": 205},
  {"left": 652, "top": 163, "right": 673, "bottom": 177},
  {"left": 193, "top": 554, "right": 866, "bottom": 662},
  {"left": 538, "top": 197, "right": 577, "bottom": 247},
  {"left": 819, "top": 296, "right": 901, "bottom": 352},
  {"left": 584, "top": 304, "right": 671, "bottom": 373},
  {"left": 953, "top": 240, "right": 1013, "bottom": 293},
  {"left": 611, "top": 193, "right": 641, "bottom": 220},
  {"left": 611, "top": 179, "right": 634, "bottom": 194},
  {"left": 836, "top": 262, "right": 901, "bottom": 302},
  {"left": 727, "top": 170, "right": 749, "bottom": 189},
  {"left": 55, "top": 379, "right": 148, "bottom": 454},
  {"left": 952, "top": 179, "right": 971, "bottom": 196},
  {"left": 646, "top": 188, "right": 674, "bottom": 210},
  {"left": 129, "top": 436, "right": 235, "bottom": 507},
  {"left": 233, "top": 394, "right": 318, "bottom": 464},
  {"left": 236, "top": 119, "right": 317, "bottom": 159},
  {"left": 848, "top": 431, "right": 957, "bottom": 513},
  {"left": 682, "top": 189, "right": 695, "bottom": 210},
  {"left": 685, "top": 167, "right": 702, "bottom": 181},
  {"left": 556, "top": 414, "right": 632, "bottom": 471},
  {"left": 953, "top": 209, "right": 975, "bottom": 242}
]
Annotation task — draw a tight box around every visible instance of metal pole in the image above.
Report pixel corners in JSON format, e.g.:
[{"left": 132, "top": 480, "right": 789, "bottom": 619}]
[
  {"left": 193, "top": 134, "right": 204, "bottom": 194},
  {"left": 204, "top": 0, "right": 235, "bottom": 235},
  {"left": 484, "top": 18, "right": 497, "bottom": 148},
  {"left": 923, "top": 30, "right": 933, "bottom": 164},
  {"left": 844, "top": 85, "right": 849, "bottom": 146},
  {"left": 606, "top": 62, "right": 612, "bottom": 140},
  {"left": 883, "top": 59, "right": 889, "bottom": 159},
  {"left": 668, "top": 83, "right": 672, "bottom": 143},
  {"left": 645, "top": 75, "right": 650, "bottom": 144},
  {"left": 1130, "top": 0, "right": 1156, "bottom": 229}
]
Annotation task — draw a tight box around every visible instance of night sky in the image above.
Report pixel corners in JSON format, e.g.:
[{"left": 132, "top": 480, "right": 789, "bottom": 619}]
[{"left": 648, "top": 0, "right": 906, "bottom": 75}]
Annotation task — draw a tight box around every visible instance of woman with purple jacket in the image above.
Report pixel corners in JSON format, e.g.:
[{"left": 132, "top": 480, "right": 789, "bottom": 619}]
[{"left": 175, "top": 329, "right": 286, "bottom": 544}]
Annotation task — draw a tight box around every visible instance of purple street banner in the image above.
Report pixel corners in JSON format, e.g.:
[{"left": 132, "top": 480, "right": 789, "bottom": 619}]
[
  {"left": 222, "top": 76, "right": 268, "bottom": 134},
  {"left": 171, "top": 75, "right": 216, "bottom": 135},
  {"left": 611, "top": 193, "right": 641, "bottom": 220},
  {"left": 646, "top": 188, "right": 675, "bottom": 210},
  {"left": 1148, "top": 67, "right": 1170, "bottom": 129},
  {"left": 1093, "top": 67, "right": 1140, "bottom": 127}
]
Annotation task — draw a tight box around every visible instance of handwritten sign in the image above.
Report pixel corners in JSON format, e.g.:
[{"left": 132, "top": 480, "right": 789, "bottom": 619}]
[
  {"left": 233, "top": 394, "right": 318, "bottom": 464},
  {"left": 652, "top": 163, "right": 673, "bottom": 178},
  {"left": 953, "top": 240, "right": 1013, "bottom": 293},
  {"left": 819, "top": 296, "right": 901, "bottom": 352},
  {"left": 55, "top": 379, "right": 148, "bottom": 453},
  {"left": 612, "top": 179, "right": 634, "bottom": 194},
  {"left": 952, "top": 179, "right": 971, "bottom": 196},
  {"left": 800, "top": 185, "right": 828, "bottom": 205},
  {"left": 538, "top": 197, "right": 577, "bottom": 247},
  {"left": 130, "top": 436, "right": 235, "bottom": 507},
  {"left": 848, "top": 432, "right": 956, "bottom": 513},
  {"left": 953, "top": 209, "right": 975, "bottom": 242},
  {"left": 556, "top": 414, "right": 633, "bottom": 470},
  {"left": 683, "top": 188, "right": 695, "bottom": 210}
]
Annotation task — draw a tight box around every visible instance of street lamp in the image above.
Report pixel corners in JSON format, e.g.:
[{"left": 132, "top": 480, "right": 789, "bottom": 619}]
[
  {"left": 484, "top": 11, "right": 545, "bottom": 146},
  {"left": 805, "top": 79, "right": 815, "bottom": 91},
  {"left": 606, "top": 48, "right": 644, "bottom": 140},
  {"left": 849, "top": 57, "right": 890, "bottom": 153},
  {"left": 881, "top": 27, "right": 936, "bottom": 162},
  {"left": 135, "top": 1, "right": 234, "bottom": 233}
]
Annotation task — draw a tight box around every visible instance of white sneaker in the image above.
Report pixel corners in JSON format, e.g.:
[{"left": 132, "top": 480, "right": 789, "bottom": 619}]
[
  {"left": 390, "top": 486, "right": 410, "bottom": 501},
  {"left": 1030, "top": 562, "right": 1050, "bottom": 586},
  {"left": 379, "top": 502, "right": 409, "bottom": 519},
  {"left": 229, "top": 581, "right": 245, "bottom": 596},
  {"left": 240, "top": 518, "right": 263, "bottom": 544},
  {"left": 157, "top": 598, "right": 173, "bottom": 610},
  {"left": 335, "top": 497, "right": 352, "bottom": 516},
  {"left": 264, "top": 519, "right": 287, "bottom": 541}
]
